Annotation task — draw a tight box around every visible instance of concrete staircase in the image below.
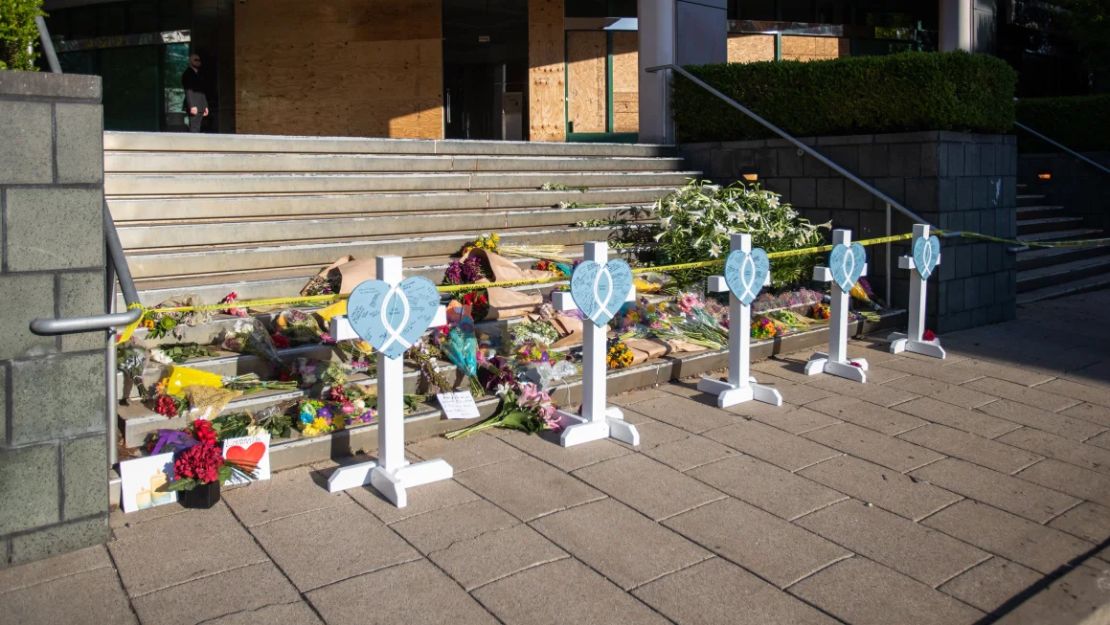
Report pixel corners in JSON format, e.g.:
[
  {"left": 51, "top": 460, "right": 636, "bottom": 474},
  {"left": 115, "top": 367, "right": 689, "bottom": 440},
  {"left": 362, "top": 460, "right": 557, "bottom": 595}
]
[
  {"left": 105, "top": 132, "right": 700, "bottom": 454},
  {"left": 104, "top": 132, "right": 696, "bottom": 306},
  {"left": 1016, "top": 182, "right": 1110, "bottom": 304}
]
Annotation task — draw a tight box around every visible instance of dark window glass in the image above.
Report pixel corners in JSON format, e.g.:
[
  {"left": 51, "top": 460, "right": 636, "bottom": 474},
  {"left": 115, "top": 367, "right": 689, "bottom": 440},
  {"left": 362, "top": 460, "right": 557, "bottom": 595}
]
[
  {"left": 566, "top": 0, "right": 636, "bottom": 17},
  {"left": 160, "top": 0, "right": 191, "bottom": 31},
  {"left": 736, "top": 0, "right": 777, "bottom": 20},
  {"left": 98, "top": 3, "right": 128, "bottom": 37},
  {"left": 68, "top": 6, "right": 98, "bottom": 39},
  {"left": 129, "top": 2, "right": 159, "bottom": 33},
  {"left": 779, "top": 0, "right": 814, "bottom": 21},
  {"left": 43, "top": 9, "right": 70, "bottom": 41}
]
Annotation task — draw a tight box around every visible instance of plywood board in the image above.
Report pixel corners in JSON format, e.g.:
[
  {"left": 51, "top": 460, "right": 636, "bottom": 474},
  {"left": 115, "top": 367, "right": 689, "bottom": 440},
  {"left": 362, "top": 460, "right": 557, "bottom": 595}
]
[
  {"left": 782, "top": 36, "right": 846, "bottom": 62},
  {"left": 611, "top": 31, "right": 638, "bottom": 133},
  {"left": 528, "top": 0, "right": 565, "bottom": 142},
  {"left": 567, "top": 31, "right": 607, "bottom": 134},
  {"left": 728, "top": 34, "right": 774, "bottom": 63},
  {"left": 235, "top": 0, "right": 444, "bottom": 138}
]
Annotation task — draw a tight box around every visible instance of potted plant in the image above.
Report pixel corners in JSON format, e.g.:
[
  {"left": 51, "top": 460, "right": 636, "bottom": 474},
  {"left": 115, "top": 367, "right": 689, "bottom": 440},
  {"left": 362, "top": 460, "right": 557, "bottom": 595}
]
[{"left": 161, "top": 419, "right": 253, "bottom": 508}]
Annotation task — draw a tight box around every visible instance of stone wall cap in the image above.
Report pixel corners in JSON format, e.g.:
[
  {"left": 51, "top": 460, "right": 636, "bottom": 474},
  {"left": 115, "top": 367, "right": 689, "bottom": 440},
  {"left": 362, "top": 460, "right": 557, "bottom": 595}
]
[{"left": 0, "top": 71, "right": 101, "bottom": 101}]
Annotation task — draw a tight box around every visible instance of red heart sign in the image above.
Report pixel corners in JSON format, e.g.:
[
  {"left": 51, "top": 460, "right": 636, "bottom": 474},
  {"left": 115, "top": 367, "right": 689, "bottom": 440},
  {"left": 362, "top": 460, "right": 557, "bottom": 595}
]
[{"left": 226, "top": 441, "right": 266, "bottom": 471}]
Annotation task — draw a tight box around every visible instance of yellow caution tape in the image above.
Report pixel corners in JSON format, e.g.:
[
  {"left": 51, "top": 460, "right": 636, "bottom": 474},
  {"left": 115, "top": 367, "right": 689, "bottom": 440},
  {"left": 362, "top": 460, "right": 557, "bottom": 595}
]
[
  {"left": 118, "top": 230, "right": 1106, "bottom": 325},
  {"left": 116, "top": 302, "right": 147, "bottom": 344}
]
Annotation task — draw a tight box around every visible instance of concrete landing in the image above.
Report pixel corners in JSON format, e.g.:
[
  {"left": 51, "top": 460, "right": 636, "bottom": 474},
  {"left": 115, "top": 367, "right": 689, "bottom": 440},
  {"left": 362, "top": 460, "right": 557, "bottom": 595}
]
[{"left": 5, "top": 290, "right": 1110, "bottom": 625}]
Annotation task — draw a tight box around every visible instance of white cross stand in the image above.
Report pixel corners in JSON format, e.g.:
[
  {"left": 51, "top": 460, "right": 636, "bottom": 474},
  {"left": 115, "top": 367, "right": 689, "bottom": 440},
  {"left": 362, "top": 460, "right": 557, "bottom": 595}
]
[
  {"left": 697, "top": 233, "right": 783, "bottom": 408},
  {"left": 326, "top": 256, "right": 453, "bottom": 507},
  {"left": 805, "top": 229, "right": 869, "bottom": 383},
  {"left": 550, "top": 241, "right": 640, "bottom": 448},
  {"left": 888, "top": 224, "right": 946, "bottom": 359}
]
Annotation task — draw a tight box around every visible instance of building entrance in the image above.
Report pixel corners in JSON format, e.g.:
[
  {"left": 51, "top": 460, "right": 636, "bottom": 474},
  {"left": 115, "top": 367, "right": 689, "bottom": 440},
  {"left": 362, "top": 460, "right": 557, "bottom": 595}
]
[{"left": 443, "top": 0, "right": 528, "bottom": 140}]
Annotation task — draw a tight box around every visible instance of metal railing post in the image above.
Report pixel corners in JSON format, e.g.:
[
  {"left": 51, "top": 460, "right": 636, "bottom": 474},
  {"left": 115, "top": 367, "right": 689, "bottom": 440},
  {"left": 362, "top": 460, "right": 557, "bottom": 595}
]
[
  {"left": 1014, "top": 121, "right": 1110, "bottom": 176},
  {"left": 644, "top": 64, "right": 933, "bottom": 228},
  {"left": 105, "top": 250, "right": 118, "bottom": 467},
  {"left": 35, "top": 15, "right": 61, "bottom": 74},
  {"left": 885, "top": 203, "right": 892, "bottom": 307}
]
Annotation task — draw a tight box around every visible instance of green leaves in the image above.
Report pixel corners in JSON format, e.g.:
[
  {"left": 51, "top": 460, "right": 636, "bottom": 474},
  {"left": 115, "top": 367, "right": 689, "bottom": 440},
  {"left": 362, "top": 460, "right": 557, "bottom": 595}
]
[
  {"left": 1016, "top": 95, "right": 1110, "bottom": 151},
  {"left": 0, "top": 0, "right": 44, "bottom": 71},
  {"left": 674, "top": 51, "right": 1017, "bottom": 142},
  {"left": 649, "top": 180, "right": 826, "bottom": 287}
]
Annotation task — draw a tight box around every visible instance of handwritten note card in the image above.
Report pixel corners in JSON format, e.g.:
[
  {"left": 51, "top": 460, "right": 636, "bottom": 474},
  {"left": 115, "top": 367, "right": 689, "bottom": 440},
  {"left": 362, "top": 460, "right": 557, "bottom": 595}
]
[{"left": 438, "top": 391, "right": 481, "bottom": 420}]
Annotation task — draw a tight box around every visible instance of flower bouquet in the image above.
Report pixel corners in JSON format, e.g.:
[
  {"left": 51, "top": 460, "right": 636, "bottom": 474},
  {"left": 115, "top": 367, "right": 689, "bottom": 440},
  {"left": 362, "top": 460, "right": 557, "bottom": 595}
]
[
  {"left": 219, "top": 292, "right": 248, "bottom": 317},
  {"left": 219, "top": 319, "right": 282, "bottom": 363},
  {"left": 160, "top": 420, "right": 255, "bottom": 508},
  {"left": 751, "top": 316, "right": 781, "bottom": 340},
  {"left": 273, "top": 309, "right": 324, "bottom": 345},
  {"left": 443, "top": 255, "right": 491, "bottom": 286},
  {"left": 606, "top": 341, "right": 635, "bottom": 369},
  {"left": 446, "top": 381, "right": 559, "bottom": 439},
  {"left": 162, "top": 366, "right": 297, "bottom": 396}
]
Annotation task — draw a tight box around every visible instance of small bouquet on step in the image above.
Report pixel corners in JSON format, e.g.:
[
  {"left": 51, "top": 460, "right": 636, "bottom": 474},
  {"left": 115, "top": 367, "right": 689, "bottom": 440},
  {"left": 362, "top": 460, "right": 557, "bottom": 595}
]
[
  {"left": 446, "top": 381, "right": 560, "bottom": 439},
  {"left": 219, "top": 318, "right": 282, "bottom": 363},
  {"left": 273, "top": 309, "right": 324, "bottom": 345}
]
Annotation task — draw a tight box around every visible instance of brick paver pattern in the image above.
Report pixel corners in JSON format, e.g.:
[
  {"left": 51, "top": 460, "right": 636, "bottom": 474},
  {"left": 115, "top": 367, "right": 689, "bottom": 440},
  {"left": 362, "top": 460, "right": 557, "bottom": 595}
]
[{"left": 4, "top": 291, "right": 1110, "bottom": 624}]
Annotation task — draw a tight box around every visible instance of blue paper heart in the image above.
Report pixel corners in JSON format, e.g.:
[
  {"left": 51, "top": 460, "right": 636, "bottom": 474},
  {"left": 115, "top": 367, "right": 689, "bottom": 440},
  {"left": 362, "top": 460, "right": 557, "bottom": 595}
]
[
  {"left": 912, "top": 235, "right": 941, "bottom": 280},
  {"left": 347, "top": 277, "right": 441, "bottom": 359},
  {"left": 724, "top": 248, "right": 770, "bottom": 306},
  {"left": 829, "top": 242, "right": 866, "bottom": 292},
  {"left": 571, "top": 259, "right": 634, "bottom": 327}
]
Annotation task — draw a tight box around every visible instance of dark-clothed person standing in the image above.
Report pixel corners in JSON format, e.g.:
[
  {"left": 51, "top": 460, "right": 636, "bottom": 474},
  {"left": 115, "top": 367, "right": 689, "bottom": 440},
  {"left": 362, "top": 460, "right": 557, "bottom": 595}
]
[{"left": 182, "top": 53, "right": 208, "bottom": 133}]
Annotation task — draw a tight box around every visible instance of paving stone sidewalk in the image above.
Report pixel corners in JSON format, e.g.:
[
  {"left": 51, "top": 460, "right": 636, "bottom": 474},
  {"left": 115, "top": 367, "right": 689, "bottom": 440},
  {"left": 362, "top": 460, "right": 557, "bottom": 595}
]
[{"left": 4, "top": 291, "right": 1110, "bottom": 625}]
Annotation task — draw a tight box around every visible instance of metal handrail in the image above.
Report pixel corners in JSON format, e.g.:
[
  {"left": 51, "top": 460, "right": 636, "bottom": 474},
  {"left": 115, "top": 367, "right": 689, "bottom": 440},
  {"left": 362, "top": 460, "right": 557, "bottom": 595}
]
[
  {"left": 1013, "top": 121, "right": 1110, "bottom": 176},
  {"left": 35, "top": 15, "right": 61, "bottom": 74},
  {"left": 645, "top": 63, "right": 933, "bottom": 227},
  {"left": 32, "top": 16, "right": 135, "bottom": 467},
  {"left": 30, "top": 206, "right": 143, "bottom": 336}
]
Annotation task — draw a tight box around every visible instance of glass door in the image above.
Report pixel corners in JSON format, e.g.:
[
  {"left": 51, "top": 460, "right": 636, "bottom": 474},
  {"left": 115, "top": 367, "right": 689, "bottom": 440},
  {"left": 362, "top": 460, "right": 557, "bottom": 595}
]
[{"left": 565, "top": 30, "right": 638, "bottom": 142}]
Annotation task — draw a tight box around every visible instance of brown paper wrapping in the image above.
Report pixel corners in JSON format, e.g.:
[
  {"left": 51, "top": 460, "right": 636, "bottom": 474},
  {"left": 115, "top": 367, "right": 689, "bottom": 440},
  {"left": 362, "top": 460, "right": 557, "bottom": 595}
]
[
  {"left": 300, "top": 256, "right": 377, "bottom": 296},
  {"left": 486, "top": 287, "right": 542, "bottom": 320},
  {"left": 550, "top": 314, "right": 585, "bottom": 348},
  {"left": 625, "top": 338, "right": 671, "bottom": 360},
  {"left": 466, "top": 249, "right": 551, "bottom": 282}
]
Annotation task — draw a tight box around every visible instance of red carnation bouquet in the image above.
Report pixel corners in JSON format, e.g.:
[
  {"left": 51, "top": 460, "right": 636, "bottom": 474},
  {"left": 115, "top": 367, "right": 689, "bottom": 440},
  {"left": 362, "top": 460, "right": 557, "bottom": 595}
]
[{"left": 164, "top": 420, "right": 252, "bottom": 491}]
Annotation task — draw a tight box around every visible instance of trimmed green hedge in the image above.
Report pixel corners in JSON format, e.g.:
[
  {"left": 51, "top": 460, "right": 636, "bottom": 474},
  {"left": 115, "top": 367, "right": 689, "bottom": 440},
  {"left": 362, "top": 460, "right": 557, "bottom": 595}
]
[
  {"left": 674, "top": 51, "right": 1016, "bottom": 142},
  {"left": 0, "top": 0, "right": 44, "bottom": 71},
  {"left": 1016, "top": 95, "right": 1110, "bottom": 152}
]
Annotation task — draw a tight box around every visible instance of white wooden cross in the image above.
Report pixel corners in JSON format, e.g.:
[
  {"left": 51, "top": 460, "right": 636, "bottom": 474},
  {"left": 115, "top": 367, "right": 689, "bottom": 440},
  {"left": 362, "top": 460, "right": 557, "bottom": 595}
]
[
  {"left": 326, "top": 256, "right": 453, "bottom": 508},
  {"left": 550, "top": 241, "right": 640, "bottom": 448},
  {"left": 697, "top": 233, "right": 783, "bottom": 408},
  {"left": 889, "top": 224, "right": 946, "bottom": 359},
  {"left": 805, "top": 229, "right": 869, "bottom": 383}
]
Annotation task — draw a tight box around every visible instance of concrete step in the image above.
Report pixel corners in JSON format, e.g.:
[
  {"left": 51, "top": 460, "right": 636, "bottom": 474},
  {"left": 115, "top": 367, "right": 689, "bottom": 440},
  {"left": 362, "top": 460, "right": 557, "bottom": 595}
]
[
  {"left": 1015, "top": 205, "right": 1065, "bottom": 220},
  {"left": 1016, "top": 193, "right": 1048, "bottom": 206},
  {"left": 116, "top": 308, "right": 905, "bottom": 452},
  {"left": 1017, "top": 242, "right": 1110, "bottom": 271},
  {"left": 123, "top": 224, "right": 644, "bottom": 279},
  {"left": 1018, "top": 255, "right": 1110, "bottom": 292},
  {"left": 117, "top": 205, "right": 652, "bottom": 249},
  {"left": 105, "top": 151, "right": 686, "bottom": 174},
  {"left": 104, "top": 130, "right": 677, "bottom": 158},
  {"left": 121, "top": 242, "right": 634, "bottom": 306},
  {"left": 107, "top": 187, "right": 675, "bottom": 222},
  {"left": 1017, "top": 271, "right": 1110, "bottom": 304},
  {"left": 1018, "top": 228, "right": 1103, "bottom": 243},
  {"left": 1016, "top": 216, "right": 1085, "bottom": 235},
  {"left": 104, "top": 170, "right": 699, "bottom": 196}
]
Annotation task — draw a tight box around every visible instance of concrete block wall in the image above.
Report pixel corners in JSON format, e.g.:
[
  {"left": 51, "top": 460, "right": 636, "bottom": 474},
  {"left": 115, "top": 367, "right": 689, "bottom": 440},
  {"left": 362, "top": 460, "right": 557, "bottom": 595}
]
[
  {"left": 0, "top": 72, "right": 108, "bottom": 567},
  {"left": 681, "top": 131, "right": 1017, "bottom": 332}
]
